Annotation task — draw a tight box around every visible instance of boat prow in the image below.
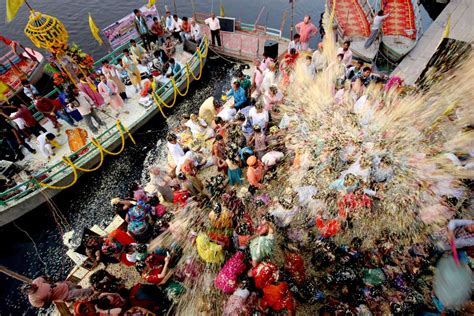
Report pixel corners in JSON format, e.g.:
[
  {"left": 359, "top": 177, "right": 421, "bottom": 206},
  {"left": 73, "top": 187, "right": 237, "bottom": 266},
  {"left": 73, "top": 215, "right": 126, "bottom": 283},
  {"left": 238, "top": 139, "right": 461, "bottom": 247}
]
[
  {"left": 328, "top": 0, "right": 379, "bottom": 62},
  {"left": 349, "top": 39, "right": 379, "bottom": 62},
  {"left": 379, "top": 0, "right": 422, "bottom": 62}
]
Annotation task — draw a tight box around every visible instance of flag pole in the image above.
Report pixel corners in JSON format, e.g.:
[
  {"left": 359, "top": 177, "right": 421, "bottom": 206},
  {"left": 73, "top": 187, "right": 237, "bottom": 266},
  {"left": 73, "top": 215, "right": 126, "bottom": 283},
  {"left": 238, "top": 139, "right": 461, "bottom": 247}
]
[
  {"left": 290, "top": 0, "right": 294, "bottom": 39},
  {"left": 173, "top": 0, "right": 177, "bottom": 15},
  {"left": 24, "top": 0, "right": 34, "bottom": 11}
]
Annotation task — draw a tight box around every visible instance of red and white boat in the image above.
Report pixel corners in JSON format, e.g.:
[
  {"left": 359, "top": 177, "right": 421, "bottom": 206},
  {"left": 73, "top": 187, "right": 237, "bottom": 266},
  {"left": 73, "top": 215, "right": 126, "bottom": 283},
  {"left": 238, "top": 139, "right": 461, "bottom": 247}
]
[
  {"left": 328, "top": 0, "right": 379, "bottom": 62},
  {"left": 379, "top": 0, "right": 422, "bottom": 62},
  {"left": 0, "top": 37, "right": 46, "bottom": 99}
]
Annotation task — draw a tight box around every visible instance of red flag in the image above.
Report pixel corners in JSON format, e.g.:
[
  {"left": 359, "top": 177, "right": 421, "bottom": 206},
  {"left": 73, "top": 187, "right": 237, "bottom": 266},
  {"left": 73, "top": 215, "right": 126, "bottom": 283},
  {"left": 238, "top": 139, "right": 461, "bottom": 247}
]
[{"left": 0, "top": 36, "right": 17, "bottom": 51}]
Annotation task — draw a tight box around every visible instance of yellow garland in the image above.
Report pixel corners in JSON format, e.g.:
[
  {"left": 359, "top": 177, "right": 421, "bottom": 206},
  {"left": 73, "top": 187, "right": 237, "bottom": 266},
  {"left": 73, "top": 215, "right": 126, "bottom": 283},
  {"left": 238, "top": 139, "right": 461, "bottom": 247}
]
[{"left": 37, "top": 120, "right": 135, "bottom": 189}]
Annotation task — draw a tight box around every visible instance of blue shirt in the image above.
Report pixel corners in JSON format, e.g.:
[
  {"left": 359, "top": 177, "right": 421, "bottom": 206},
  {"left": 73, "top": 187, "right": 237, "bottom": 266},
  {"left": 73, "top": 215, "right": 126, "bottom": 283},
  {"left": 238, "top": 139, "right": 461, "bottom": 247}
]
[
  {"left": 226, "top": 87, "right": 247, "bottom": 109},
  {"left": 168, "top": 62, "right": 182, "bottom": 77}
]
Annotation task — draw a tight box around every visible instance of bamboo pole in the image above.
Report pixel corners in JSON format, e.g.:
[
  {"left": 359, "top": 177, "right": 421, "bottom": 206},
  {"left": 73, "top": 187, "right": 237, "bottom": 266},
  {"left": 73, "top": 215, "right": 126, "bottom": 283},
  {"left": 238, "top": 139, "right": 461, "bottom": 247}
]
[{"left": 0, "top": 265, "right": 32, "bottom": 283}]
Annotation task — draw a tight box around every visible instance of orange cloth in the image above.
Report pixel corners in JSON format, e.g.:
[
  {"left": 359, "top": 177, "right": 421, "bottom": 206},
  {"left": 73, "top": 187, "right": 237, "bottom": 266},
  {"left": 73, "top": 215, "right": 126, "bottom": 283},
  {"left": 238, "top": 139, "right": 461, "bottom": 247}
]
[
  {"left": 247, "top": 162, "right": 264, "bottom": 187},
  {"left": 66, "top": 128, "right": 88, "bottom": 152},
  {"left": 260, "top": 282, "right": 295, "bottom": 312}
]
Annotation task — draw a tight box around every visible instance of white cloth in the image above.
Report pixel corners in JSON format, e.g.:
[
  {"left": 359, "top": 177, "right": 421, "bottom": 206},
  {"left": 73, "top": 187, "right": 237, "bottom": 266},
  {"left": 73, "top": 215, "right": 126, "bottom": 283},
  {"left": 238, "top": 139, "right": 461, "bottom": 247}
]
[
  {"left": 190, "top": 23, "right": 202, "bottom": 41},
  {"left": 10, "top": 113, "right": 26, "bottom": 130},
  {"left": 37, "top": 133, "right": 53, "bottom": 157},
  {"left": 288, "top": 40, "right": 302, "bottom": 53},
  {"left": 185, "top": 118, "right": 214, "bottom": 138},
  {"left": 167, "top": 141, "right": 185, "bottom": 166},
  {"left": 337, "top": 47, "right": 353, "bottom": 66},
  {"left": 260, "top": 69, "right": 275, "bottom": 93},
  {"left": 72, "top": 91, "right": 94, "bottom": 116},
  {"left": 170, "top": 18, "right": 182, "bottom": 32},
  {"left": 312, "top": 50, "right": 327, "bottom": 71},
  {"left": 262, "top": 151, "right": 284, "bottom": 166},
  {"left": 371, "top": 14, "right": 390, "bottom": 31},
  {"left": 270, "top": 205, "right": 298, "bottom": 228},
  {"left": 217, "top": 107, "right": 236, "bottom": 121},
  {"left": 205, "top": 17, "right": 220, "bottom": 31},
  {"left": 248, "top": 107, "right": 269, "bottom": 130}
]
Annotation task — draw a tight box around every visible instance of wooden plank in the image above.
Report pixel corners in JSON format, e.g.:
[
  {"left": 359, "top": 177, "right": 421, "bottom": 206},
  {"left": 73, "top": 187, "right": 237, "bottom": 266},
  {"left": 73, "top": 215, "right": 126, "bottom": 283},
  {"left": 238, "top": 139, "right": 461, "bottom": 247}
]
[{"left": 393, "top": 0, "right": 474, "bottom": 85}]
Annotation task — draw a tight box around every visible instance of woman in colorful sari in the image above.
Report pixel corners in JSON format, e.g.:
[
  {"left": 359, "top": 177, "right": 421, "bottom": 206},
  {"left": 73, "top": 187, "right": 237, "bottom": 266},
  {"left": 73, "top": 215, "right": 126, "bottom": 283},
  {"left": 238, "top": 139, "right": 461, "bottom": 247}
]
[
  {"left": 77, "top": 73, "right": 104, "bottom": 107},
  {"left": 126, "top": 200, "right": 153, "bottom": 243}
]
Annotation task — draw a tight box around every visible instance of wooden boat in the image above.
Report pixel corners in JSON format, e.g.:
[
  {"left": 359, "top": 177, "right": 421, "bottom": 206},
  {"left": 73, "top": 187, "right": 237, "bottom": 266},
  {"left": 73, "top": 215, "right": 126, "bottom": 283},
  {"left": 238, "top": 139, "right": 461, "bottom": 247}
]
[
  {"left": 0, "top": 45, "right": 46, "bottom": 99},
  {"left": 0, "top": 38, "right": 209, "bottom": 226},
  {"left": 328, "top": 0, "right": 379, "bottom": 62},
  {"left": 194, "top": 11, "right": 290, "bottom": 62},
  {"left": 379, "top": 0, "right": 422, "bottom": 62}
]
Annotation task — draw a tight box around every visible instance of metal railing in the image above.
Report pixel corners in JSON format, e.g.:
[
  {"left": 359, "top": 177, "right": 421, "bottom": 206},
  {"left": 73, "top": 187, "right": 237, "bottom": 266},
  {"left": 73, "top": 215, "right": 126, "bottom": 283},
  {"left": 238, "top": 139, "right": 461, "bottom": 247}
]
[{"left": 0, "top": 36, "right": 208, "bottom": 207}]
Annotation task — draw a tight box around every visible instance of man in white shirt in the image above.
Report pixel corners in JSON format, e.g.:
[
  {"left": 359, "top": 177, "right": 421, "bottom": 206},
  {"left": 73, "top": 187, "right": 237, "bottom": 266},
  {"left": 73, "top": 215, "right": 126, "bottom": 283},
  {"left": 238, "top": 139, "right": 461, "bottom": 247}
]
[
  {"left": 364, "top": 10, "right": 390, "bottom": 48},
  {"left": 190, "top": 18, "right": 202, "bottom": 43},
  {"left": 68, "top": 88, "right": 105, "bottom": 134},
  {"left": 248, "top": 102, "right": 269, "bottom": 131},
  {"left": 165, "top": 10, "right": 174, "bottom": 32},
  {"left": 336, "top": 40, "right": 353, "bottom": 67},
  {"left": 312, "top": 42, "right": 327, "bottom": 72},
  {"left": 166, "top": 133, "right": 185, "bottom": 173},
  {"left": 36, "top": 132, "right": 56, "bottom": 159},
  {"left": 287, "top": 34, "right": 302, "bottom": 53},
  {"left": 205, "top": 13, "right": 221, "bottom": 46},
  {"left": 170, "top": 14, "right": 183, "bottom": 42}
]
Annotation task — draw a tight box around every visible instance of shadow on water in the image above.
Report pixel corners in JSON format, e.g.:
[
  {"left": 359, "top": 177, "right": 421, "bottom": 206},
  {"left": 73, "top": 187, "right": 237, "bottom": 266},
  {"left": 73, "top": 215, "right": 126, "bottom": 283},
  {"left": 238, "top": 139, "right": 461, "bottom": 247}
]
[{"left": 0, "top": 57, "right": 241, "bottom": 315}]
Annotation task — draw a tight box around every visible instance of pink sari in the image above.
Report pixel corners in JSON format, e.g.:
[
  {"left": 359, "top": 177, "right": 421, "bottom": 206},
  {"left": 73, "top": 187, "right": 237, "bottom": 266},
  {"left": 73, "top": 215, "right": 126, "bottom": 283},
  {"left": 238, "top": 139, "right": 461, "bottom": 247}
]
[
  {"left": 78, "top": 81, "right": 104, "bottom": 107},
  {"left": 214, "top": 252, "right": 246, "bottom": 294}
]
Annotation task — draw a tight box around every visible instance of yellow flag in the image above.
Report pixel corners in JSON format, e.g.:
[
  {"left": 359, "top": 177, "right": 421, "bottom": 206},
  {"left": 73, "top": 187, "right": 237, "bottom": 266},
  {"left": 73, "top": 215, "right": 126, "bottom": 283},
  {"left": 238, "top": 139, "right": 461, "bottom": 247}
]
[
  {"left": 442, "top": 14, "right": 451, "bottom": 39},
  {"left": 0, "top": 80, "right": 9, "bottom": 101},
  {"left": 88, "top": 13, "right": 103, "bottom": 45},
  {"left": 220, "top": 2, "right": 225, "bottom": 17},
  {"left": 6, "top": 0, "right": 25, "bottom": 23},
  {"left": 147, "top": 0, "right": 155, "bottom": 9}
]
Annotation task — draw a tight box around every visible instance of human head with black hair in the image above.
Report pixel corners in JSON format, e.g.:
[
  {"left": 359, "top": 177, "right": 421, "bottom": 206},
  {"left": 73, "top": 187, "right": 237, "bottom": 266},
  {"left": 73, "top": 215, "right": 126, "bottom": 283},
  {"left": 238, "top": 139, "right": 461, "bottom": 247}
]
[
  {"left": 293, "top": 33, "right": 301, "bottom": 42},
  {"left": 123, "top": 48, "right": 130, "bottom": 56},
  {"left": 169, "top": 58, "right": 175, "bottom": 64},
  {"left": 362, "top": 66, "right": 372, "bottom": 77},
  {"left": 182, "top": 16, "right": 188, "bottom": 22},
  {"left": 232, "top": 81, "right": 240, "bottom": 91},
  {"left": 46, "top": 133, "right": 56, "bottom": 141},
  {"left": 167, "top": 133, "right": 178, "bottom": 143},
  {"left": 173, "top": 14, "right": 178, "bottom": 21},
  {"left": 134, "top": 9, "right": 141, "bottom": 16},
  {"left": 377, "top": 10, "right": 384, "bottom": 16},
  {"left": 130, "top": 39, "right": 137, "bottom": 46},
  {"left": 343, "top": 40, "right": 351, "bottom": 51}
]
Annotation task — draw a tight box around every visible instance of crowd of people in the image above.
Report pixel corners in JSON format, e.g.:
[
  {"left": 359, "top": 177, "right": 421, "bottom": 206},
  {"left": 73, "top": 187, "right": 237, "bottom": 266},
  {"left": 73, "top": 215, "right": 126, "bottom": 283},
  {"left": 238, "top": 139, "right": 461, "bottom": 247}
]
[
  {"left": 0, "top": 7, "right": 209, "bottom": 198},
  {"left": 13, "top": 9, "right": 474, "bottom": 316}
]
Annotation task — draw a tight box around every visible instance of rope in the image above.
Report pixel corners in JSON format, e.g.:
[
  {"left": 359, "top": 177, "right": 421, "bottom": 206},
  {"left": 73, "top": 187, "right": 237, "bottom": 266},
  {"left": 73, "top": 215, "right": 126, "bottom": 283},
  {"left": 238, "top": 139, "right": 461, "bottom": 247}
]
[
  {"left": 73, "top": 143, "right": 104, "bottom": 172},
  {"left": 13, "top": 221, "right": 48, "bottom": 268},
  {"left": 208, "top": 45, "right": 234, "bottom": 63},
  {"left": 189, "top": 47, "right": 204, "bottom": 81},
  {"left": 37, "top": 157, "right": 79, "bottom": 190},
  {"left": 37, "top": 120, "right": 134, "bottom": 189},
  {"left": 152, "top": 93, "right": 168, "bottom": 118},
  {"left": 171, "top": 65, "right": 191, "bottom": 97},
  {"left": 153, "top": 83, "right": 178, "bottom": 109},
  {"left": 90, "top": 120, "right": 131, "bottom": 156}
]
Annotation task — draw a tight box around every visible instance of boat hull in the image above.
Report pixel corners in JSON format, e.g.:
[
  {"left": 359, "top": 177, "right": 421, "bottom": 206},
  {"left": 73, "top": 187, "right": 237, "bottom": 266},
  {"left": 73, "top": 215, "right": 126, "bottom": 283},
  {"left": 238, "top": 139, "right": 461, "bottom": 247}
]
[
  {"left": 0, "top": 50, "right": 207, "bottom": 227},
  {"left": 328, "top": 0, "right": 379, "bottom": 62},
  {"left": 379, "top": 0, "right": 422, "bottom": 63}
]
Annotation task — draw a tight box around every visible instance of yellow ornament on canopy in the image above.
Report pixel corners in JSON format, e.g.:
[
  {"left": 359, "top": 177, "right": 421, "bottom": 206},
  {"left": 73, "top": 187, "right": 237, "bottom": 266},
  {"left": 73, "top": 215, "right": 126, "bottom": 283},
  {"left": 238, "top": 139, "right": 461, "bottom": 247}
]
[{"left": 24, "top": 10, "right": 69, "bottom": 55}]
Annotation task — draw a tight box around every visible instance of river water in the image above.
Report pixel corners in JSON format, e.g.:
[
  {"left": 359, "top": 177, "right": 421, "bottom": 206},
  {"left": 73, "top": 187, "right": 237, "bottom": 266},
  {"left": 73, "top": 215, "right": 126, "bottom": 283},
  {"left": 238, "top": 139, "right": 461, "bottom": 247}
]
[{"left": 0, "top": 0, "right": 434, "bottom": 314}]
